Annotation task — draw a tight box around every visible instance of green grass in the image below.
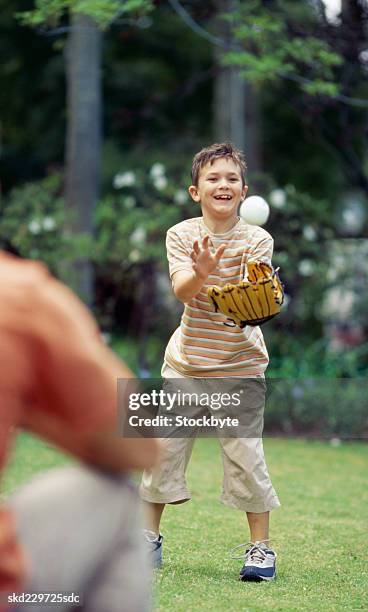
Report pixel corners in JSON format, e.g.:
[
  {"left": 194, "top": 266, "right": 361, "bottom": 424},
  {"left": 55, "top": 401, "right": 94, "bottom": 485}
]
[
  {"left": 2, "top": 436, "right": 367, "bottom": 611},
  {"left": 1, "top": 433, "right": 71, "bottom": 496},
  {"left": 155, "top": 438, "right": 368, "bottom": 611}
]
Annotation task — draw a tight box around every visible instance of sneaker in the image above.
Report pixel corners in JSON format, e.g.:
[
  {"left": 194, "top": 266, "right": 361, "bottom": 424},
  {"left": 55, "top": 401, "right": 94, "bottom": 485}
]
[
  {"left": 143, "top": 530, "right": 163, "bottom": 568},
  {"left": 231, "top": 540, "right": 277, "bottom": 582}
]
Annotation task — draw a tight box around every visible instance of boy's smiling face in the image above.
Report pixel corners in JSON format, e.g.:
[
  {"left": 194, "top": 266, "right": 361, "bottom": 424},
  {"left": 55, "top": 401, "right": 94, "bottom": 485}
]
[{"left": 188, "top": 157, "right": 248, "bottom": 224}]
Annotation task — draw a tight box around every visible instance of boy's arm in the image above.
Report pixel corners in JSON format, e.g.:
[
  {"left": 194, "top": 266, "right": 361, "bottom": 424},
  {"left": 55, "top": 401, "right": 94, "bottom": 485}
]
[
  {"left": 172, "top": 236, "right": 226, "bottom": 303},
  {"left": 172, "top": 270, "right": 205, "bottom": 304}
]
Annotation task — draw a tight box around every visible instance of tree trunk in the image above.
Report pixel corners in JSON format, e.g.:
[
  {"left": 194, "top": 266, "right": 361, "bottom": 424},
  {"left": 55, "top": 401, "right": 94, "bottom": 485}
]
[
  {"left": 213, "top": 0, "right": 263, "bottom": 184},
  {"left": 243, "top": 82, "right": 263, "bottom": 186},
  {"left": 65, "top": 12, "right": 102, "bottom": 304}
]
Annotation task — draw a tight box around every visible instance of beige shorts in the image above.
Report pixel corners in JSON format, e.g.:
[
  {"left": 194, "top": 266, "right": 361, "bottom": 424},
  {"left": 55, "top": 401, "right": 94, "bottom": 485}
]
[{"left": 140, "top": 365, "right": 280, "bottom": 513}]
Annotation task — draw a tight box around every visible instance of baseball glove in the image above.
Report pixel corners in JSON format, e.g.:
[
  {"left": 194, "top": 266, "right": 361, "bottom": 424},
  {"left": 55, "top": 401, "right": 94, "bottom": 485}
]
[{"left": 207, "top": 261, "right": 284, "bottom": 328}]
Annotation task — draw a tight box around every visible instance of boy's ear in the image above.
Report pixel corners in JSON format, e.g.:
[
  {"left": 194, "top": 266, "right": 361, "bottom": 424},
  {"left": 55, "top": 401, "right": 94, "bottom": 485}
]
[
  {"left": 241, "top": 185, "right": 249, "bottom": 201},
  {"left": 188, "top": 185, "right": 201, "bottom": 202}
]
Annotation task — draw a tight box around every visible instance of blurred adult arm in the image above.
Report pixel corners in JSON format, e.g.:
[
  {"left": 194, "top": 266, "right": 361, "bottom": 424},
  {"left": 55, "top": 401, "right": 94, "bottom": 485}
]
[{"left": 17, "top": 272, "right": 160, "bottom": 473}]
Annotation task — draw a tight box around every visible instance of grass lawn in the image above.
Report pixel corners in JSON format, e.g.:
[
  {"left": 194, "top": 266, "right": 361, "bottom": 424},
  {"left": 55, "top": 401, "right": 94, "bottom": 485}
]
[{"left": 2, "top": 435, "right": 367, "bottom": 611}]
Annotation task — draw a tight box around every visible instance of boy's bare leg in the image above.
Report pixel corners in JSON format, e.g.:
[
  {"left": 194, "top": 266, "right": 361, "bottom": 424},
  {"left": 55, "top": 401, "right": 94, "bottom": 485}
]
[
  {"left": 145, "top": 502, "right": 165, "bottom": 534},
  {"left": 246, "top": 511, "right": 269, "bottom": 543}
]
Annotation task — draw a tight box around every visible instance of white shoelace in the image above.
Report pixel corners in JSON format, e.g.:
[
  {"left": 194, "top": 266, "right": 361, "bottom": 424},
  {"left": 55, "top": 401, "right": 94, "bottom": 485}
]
[
  {"left": 230, "top": 539, "right": 272, "bottom": 562},
  {"left": 143, "top": 529, "right": 160, "bottom": 543}
]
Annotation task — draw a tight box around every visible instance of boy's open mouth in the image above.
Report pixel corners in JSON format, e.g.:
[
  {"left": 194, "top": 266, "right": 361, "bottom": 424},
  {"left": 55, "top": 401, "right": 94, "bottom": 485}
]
[{"left": 214, "top": 195, "right": 232, "bottom": 200}]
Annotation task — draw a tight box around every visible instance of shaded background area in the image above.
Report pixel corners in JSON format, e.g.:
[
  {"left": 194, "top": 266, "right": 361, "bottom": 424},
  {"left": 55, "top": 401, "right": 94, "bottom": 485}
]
[{"left": 0, "top": 1, "right": 368, "bottom": 435}]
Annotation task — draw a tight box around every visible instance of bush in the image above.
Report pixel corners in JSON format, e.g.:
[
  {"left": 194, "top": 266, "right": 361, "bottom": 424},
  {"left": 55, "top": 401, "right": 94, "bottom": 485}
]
[
  {"left": 0, "top": 173, "right": 92, "bottom": 280},
  {"left": 265, "top": 377, "right": 368, "bottom": 438}
]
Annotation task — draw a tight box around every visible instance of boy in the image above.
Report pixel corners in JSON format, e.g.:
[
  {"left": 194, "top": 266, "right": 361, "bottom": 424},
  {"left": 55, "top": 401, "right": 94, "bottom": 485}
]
[{"left": 141, "top": 142, "right": 280, "bottom": 582}]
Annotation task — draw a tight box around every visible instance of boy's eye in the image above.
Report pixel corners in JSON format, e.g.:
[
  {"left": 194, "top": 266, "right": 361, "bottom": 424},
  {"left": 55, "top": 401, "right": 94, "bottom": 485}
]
[{"left": 207, "top": 177, "right": 239, "bottom": 182}]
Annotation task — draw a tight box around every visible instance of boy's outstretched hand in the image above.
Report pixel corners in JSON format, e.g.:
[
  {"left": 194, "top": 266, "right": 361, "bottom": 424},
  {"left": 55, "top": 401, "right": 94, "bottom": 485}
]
[
  {"left": 172, "top": 236, "right": 226, "bottom": 304},
  {"left": 190, "top": 236, "right": 226, "bottom": 280}
]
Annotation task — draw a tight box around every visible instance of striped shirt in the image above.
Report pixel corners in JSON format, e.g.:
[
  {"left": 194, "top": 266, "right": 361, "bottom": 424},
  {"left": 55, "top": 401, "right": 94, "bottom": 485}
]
[{"left": 163, "top": 217, "right": 274, "bottom": 377}]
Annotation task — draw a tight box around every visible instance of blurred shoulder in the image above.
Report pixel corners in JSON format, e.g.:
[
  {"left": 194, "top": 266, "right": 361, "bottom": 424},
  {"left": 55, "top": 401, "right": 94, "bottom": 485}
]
[
  {"left": 0, "top": 252, "right": 50, "bottom": 317},
  {"left": 0, "top": 251, "right": 49, "bottom": 286},
  {"left": 0, "top": 252, "right": 97, "bottom": 340}
]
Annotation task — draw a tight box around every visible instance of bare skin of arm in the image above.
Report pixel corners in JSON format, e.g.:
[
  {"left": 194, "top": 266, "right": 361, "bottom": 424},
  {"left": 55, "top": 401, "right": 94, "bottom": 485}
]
[
  {"left": 15, "top": 292, "right": 161, "bottom": 475},
  {"left": 173, "top": 236, "right": 226, "bottom": 303},
  {"left": 21, "top": 409, "right": 161, "bottom": 474}
]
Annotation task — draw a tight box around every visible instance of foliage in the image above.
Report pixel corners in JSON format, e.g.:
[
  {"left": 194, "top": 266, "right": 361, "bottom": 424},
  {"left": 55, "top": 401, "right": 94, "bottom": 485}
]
[
  {"left": 92, "top": 159, "right": 196, "bottom": 331},
  {"left": 17, "top": 0, "right": 153, "bottom": 30},
  {"left": 323, "top": 238, "right": 368, "bottom": 333},
  {"left": 263, "top": 184, "right": 332, "bottom": 344},
  {"left": 260, "top": 182, "right": 368, "bottom": 376},
  {"left": 223, "top": 0, "right": 343, "bottom": 97},
  {"left": 267, "top": 335, "right": 368, "bottom": 379},
  {"left": 95, "top": 161, "right": 197, "bottom": 269},
  {"left": 4, "top": 0, "right": 363, "bottom": 199},
  {"left": 0, "top": 173, "right": 92, "bottom": 278},
  {"left": 265, "top": 377, "right": 368, "bottom": 438},
  {"left": 0, "top": 162, "right": 193, "bottom": 333},
  {"left": 224, "top": 0, "right": 368, "bottom": 195},
  {"left": 0, "top": 161, "right": 193, "bottom": 274}
]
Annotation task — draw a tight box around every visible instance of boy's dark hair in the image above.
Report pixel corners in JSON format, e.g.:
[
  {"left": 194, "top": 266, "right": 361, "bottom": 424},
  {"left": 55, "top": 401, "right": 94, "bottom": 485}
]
[{"left": 191, "top": 142, "right": 247, "bottom": 186}]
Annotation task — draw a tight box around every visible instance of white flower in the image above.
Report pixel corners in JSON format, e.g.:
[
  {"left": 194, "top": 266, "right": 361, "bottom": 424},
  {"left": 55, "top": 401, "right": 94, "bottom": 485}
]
[
  {"left": 342, "top": 207, "right": 365, "bottom": 234},
  {"left": 153, "top": 175, "right": 168, "bottom": 191},
  {"left": 330, "top": 437, "right": 341, "bottom": 447},
  {"left": 42, "top": 216, "right": 56, "bottom": 231},
  {"left": 281, "top": 293, "right": 290, "bottom": 309},
  {"left": 28, "top": 220, "right": 41, "bottom": 235},
  {"left": 129, "top": 249, "right": 141, "bottom": 263},
  {"left": 298, "top": 259, "right": 315, "bottom": 276},
  {"left": 113, "top": 171, "right": 136, "bottom": 189},
  {"left": 359, "top": 49, "right": 368, "bottom": 65},
  {"left": 130, "top": 227, "right": 146, "bottom": 246},
  {"left": 269, "top": 188, "right": 286, "bottom": 209},
  {"left": 150, "top": 163, "right": 166, "bottom": 179},
  {"left": 174, "top": 189, "right": 188, "bottom": 205},
  {"left": 303, "top": 225, "right": 317, "bottom": 241},
  {"left": 124, "top": 196, "right": 136, "bottom": 209},
  {"left": 359, "top": 49, "right": 368, "bottom": 73},
  {"left": 323, "top": 0, "right": 341, "bottom": 25}
]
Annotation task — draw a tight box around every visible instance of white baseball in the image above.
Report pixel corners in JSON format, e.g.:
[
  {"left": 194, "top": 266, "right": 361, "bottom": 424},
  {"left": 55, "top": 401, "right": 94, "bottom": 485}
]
[{"left": 239, "top": 195, "right": 270, "bottom": 226}]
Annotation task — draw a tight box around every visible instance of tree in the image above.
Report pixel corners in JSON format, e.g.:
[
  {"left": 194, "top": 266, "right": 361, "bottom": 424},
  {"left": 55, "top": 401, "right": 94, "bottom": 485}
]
[
  {"left": 64, "top": 12, "right": 102, "bottom": 302},
  {"left": 213, "top": 0, "right": 263, "bottom": 184},
  {"left": 222, "top": 0, "right": 368, "bottom": 195},
  {"left": 18, "top": 0, "right": 153, "bottom": 303}
]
